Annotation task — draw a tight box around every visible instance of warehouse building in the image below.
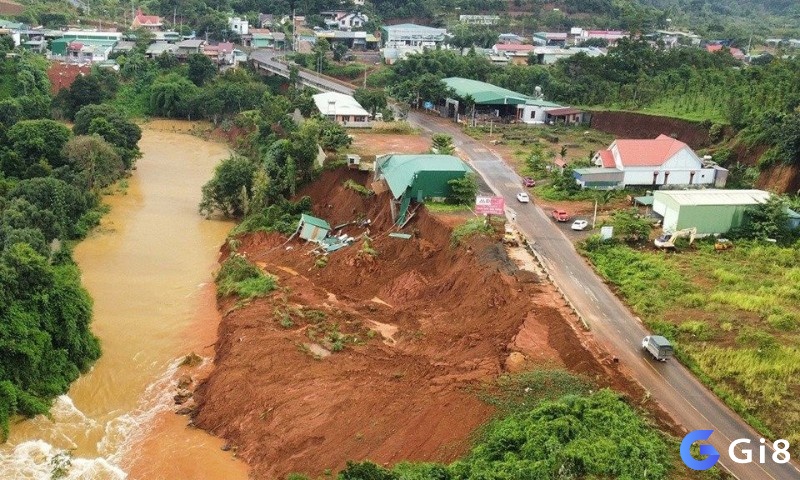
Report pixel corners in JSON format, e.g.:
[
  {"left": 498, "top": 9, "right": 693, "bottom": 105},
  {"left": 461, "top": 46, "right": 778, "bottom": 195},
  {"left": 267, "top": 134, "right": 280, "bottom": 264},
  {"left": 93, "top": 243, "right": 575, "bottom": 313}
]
[
  {"left": 374, "top": 154, "right": 473, "bottom": 225},
  {"left": 652, "top": 189, "right": 771, "bottom": 235},
  {"left": 441, "top": 77, "right": 572, "bottom": 125}
]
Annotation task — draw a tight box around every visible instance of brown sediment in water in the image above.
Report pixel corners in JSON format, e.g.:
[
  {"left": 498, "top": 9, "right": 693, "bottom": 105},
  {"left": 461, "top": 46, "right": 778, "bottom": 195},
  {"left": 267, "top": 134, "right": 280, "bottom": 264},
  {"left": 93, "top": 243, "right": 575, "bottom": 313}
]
[{"left": 193, "top": 169, "right": 681, "bottom": 479}]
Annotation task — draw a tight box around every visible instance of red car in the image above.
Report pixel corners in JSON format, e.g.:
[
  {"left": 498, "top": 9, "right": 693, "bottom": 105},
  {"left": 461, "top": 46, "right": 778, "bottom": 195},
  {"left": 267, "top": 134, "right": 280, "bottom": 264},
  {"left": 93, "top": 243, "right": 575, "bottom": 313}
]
[
  {"left": 551, "top": 209, "right": 570, "bottom": 222},
  {"left": 522, "top": 177, "right": 536, "bottom": 187}
]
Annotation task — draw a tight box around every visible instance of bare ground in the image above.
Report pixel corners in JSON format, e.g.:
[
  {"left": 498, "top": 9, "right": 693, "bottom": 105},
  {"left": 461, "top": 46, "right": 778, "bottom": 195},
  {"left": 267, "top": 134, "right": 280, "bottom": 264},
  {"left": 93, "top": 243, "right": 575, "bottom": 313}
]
[{"left": 192, "top": 169, "right": 682, "bottom": 479}]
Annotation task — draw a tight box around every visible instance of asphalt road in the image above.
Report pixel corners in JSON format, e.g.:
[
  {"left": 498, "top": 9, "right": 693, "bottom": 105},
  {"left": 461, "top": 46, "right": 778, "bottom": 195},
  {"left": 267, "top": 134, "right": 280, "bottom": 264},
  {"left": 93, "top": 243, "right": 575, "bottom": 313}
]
[
  {"left": 407, "top": 111, "right": 800, "bottom": 480},
  {"left": 249, "top": 52, "right": 800, "bottom": 479}
]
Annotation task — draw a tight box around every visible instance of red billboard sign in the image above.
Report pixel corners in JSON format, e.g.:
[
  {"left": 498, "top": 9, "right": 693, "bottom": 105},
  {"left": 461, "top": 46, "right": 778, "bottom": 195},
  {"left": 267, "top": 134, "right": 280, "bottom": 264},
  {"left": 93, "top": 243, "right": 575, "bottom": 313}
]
[{"left": 475, "top": 196, "right": 505, "bottom": 215}]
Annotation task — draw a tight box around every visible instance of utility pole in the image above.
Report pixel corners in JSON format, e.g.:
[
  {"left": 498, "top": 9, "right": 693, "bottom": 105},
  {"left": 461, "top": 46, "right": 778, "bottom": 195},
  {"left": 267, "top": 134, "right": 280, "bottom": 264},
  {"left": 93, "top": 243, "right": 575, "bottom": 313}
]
[
  {"left": 363, "top": 62, "right": 367, "bottom": 88},
  {"left": 592, "top": 199, "right": 598, "bottom": 228}
]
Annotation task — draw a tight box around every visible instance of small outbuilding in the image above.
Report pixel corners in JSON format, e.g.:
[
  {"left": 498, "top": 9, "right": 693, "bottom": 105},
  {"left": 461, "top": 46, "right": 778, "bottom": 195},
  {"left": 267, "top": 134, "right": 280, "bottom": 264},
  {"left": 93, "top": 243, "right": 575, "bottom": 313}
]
[
  {"left": 298, "top": 214, "right": 331, "bottom": 242},
  {"left": 313, "top": 91, "right": 371, "bottom": 128},
  {"left": 652, "top": 189, "right": 771, "bottom": 235},
  {"left": 375, "top": 154, "right": 473, "bottom": 225}
]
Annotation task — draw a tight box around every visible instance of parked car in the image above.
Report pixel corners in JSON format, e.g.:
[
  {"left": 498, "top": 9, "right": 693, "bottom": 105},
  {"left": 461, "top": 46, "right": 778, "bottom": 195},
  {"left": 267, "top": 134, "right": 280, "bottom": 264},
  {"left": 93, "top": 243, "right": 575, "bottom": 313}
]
[
  {"left": 571, "top": 219, "right": 589, "bottom": 231},
  {"left": 522, "top": 177, "right": 536, "bottom": 187},
  {"left": 516, "top": 192, "right": 530, "bottom": 203},
  {"left": 551, "top": 209, "right": 569, "bottom": 222}
]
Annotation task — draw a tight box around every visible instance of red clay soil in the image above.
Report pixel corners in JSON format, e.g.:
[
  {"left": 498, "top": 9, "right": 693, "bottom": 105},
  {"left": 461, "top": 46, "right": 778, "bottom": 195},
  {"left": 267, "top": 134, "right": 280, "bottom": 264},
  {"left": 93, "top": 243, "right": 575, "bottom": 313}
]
[
  {"left": 192, "top": 169, "right": 681, "bottom": 479},
  {"left": 590, "top": 111, "right": 713, "bottom": 148}
]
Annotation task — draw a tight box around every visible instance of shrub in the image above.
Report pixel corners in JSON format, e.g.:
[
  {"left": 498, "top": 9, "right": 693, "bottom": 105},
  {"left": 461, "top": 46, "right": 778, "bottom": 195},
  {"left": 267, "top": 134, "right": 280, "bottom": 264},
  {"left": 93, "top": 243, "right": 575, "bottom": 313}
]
[
  {"left": 216, "top": 254, "right": 277, "bottom": 299},
  {"left": 451, "top": 218, "right": 494, "bottom": 246},
  {"left": 343, "top": 179, "right": 373, "bottom": 196},
  {"left": 766, "top": 311, "right": 798, "bottom": 331}
]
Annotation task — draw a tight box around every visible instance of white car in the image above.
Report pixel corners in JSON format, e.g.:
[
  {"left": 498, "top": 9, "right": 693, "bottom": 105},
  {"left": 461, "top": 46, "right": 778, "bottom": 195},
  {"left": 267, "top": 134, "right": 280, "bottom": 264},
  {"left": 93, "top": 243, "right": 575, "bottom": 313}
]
[
  {"left": 516, "top": 192, "right": 530, "bottom": 203},
  {"left": 571, "top": 219, "right": 589, "bottom": 231}
]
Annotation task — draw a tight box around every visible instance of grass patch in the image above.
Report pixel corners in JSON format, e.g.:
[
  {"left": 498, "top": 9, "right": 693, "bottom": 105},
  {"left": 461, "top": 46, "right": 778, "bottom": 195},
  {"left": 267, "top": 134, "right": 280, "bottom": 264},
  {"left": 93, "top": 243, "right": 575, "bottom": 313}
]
[
  {"left": 343, "top": 179, "right": 372, "bottom": 196},
  {"left": 581, "top": 240, "right": 800, "bottom": 444},
  {"left": 216, "top": 254, "right": 277, "bottom": 299},
  {"left": 425, "top": 202, "right": 471, "bottom": 214},
  {"left": 370, "top": 121, "right": 418, "bottom": 135},
  {"left": 450, "top": 217, "right": 495, "bottom": 246}
]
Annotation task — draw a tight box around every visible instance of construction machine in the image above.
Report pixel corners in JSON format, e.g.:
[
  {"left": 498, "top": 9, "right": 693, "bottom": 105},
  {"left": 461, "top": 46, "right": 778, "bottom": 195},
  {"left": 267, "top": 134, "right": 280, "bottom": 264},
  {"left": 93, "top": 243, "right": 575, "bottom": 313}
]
[{"left": 654, "top": 227, "right": 697, "bottom": 249}]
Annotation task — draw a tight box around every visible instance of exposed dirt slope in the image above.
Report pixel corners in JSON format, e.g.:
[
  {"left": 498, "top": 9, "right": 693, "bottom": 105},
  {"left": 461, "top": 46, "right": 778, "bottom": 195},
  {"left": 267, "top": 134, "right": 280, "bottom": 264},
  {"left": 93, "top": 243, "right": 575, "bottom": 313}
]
[
  {"left": 590, "top": 111, "right": 713, "bottom": 147},
  {"left": 192, "top": 169, "right": 676, "bottom": 479}
]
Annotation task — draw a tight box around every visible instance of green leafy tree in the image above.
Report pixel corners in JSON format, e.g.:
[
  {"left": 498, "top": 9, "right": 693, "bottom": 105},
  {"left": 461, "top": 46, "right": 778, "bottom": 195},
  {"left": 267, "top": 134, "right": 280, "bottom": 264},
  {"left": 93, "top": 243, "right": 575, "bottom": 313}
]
[
  {"left": 332, "top": 42, "right": 348, "bottom": 62},
  {"left": 187, "top": 53, "right": 217, "bottom": 86},
  {"left": 199, "top": 156, "right": 257, "bottom": 217},
  {"left": 316, "top": 118, "right": 352, "bottom": 151},
  {"left": 62, "top": 135, "right": 125, "bottom": 190},
  {"left": 431, "top": 134, "right": 455, "bottom": 155},
  {"left": 73, "top": 104, "right": 143, "bottom": 168},
  {"left": 3, "top": 120, "right": 72, "bottom": 178},
  {"left": 733, "top": 195, "right": 795, "bottom": 243},
  {"left": 353, "top": 88, "right": 387, "bottom": 117},
  {"left": 612, "top": 209, "right": 652, "bottom": 243},
  {"left": 447, "top": 173, "right": 478, "bottom": 205},
  {"left": 149, "top": 74, "right": 200, "bottom": 118}
]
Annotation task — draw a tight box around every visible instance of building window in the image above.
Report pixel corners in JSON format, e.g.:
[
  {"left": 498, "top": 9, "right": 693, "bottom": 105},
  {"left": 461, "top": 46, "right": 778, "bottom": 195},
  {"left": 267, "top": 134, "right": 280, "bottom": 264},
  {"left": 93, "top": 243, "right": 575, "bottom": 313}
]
[
  {"left": 663, "top": 171, "right": 670, "bottom": 184},
  {"left": 652, "top": 171, "right": 658, "bottom": 185},
  {"left": 689, "top": 171, "right": 695, "bottom": 184}
]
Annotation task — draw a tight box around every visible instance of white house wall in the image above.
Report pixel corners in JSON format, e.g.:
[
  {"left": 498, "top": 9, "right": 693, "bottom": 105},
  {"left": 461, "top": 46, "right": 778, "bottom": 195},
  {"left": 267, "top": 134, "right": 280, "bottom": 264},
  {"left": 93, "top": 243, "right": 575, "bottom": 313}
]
[
  {"left": 662, "top": 147, "right": 703, "bottom": 169},
  {"left": 518, "top": 105, "right": 556, "bottom": 124},
  {"left": 621, "top": 167, "right": 716, "bottom": 186}
]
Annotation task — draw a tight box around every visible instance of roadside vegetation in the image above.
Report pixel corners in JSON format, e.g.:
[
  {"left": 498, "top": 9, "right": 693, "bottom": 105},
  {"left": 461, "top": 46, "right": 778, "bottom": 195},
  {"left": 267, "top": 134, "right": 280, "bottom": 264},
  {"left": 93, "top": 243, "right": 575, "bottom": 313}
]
[
  {"left": 0, "top": 51, "right": 141, "bottom": 438},
  {"left": 580, "top": 202, "right": 800, "bottom": 446},
  {"left": 289, "top": 369, "right": 716, "bottom": 480}
]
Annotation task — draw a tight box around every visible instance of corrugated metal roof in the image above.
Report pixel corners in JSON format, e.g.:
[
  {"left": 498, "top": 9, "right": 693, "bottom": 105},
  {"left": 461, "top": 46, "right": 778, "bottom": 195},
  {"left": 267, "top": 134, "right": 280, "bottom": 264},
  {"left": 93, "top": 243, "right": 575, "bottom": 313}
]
[
  {"left": 300, "top": 214, "right": 331, "bottom": 230},
  {"left": 442, "top": 77, "right": 531, "bottom": 105},
  {"left": 612, "top": 134, "right": 693, "bottom": 167},
  {"left": 376, "top": 154, "right": 472, "bottom": 199},
  {"left": 655, "top": 189, "right": 771, "bottom": 206},
  {"left": 313, "top": 92, "right": 370, "bottom": 117}
]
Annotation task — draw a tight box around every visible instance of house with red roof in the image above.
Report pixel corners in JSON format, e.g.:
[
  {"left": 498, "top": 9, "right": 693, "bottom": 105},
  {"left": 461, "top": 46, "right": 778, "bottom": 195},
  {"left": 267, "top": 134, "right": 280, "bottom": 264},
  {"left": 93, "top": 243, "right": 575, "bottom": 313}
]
[
  {"left": 573, "top": 134, "right": 727, "bottom": 188},
  {"left": 492, "top": 43, "right": 534, "bottom": 64},
  {"left": 706, "top": 44, "right": 746, "bottom": 61},
  {"left": 131, "top": 8, "right": 163, "bottom": 32}
]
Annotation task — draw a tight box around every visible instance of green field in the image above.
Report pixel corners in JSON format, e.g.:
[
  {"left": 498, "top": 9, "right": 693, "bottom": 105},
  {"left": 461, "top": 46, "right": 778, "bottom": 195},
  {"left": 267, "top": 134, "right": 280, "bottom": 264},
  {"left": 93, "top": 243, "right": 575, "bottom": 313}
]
[{"left": 582, "top": 239, "right": 800, "bottom": 447}]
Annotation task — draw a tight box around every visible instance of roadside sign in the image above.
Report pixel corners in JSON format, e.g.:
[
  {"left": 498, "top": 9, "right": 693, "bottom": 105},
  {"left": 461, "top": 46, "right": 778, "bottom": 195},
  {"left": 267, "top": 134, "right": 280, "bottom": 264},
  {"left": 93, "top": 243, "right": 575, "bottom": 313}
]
[
  {"left": 475, "top": 196, "right": 505, "bottom": 215},
  {"left": 600, "top": 225, "right": 613, "bottom": 240}
]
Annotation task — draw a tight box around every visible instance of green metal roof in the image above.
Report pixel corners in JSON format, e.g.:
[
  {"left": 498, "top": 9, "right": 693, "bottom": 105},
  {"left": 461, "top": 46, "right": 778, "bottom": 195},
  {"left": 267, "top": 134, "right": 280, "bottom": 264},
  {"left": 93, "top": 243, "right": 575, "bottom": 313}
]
[
  {"left": 0, "top": 19, "right": 23, "bottom": 30},
  {"left": 51, "top": 38, "right": 118, "bottom": 47},
  {"left": 524, "top": 98, "right": 563, "bottom": 108},
  {"left": 442, "top": 77, "right": 531, "bottom": 105},
  {"left": 634, "top": 195, "right": 654, "bottom": 205},
  {"left": 300, "top": 214, "right": 331, "bottom": 230},
  {"left": 377, "top": 154, "right": 472, "bottom": 199}
]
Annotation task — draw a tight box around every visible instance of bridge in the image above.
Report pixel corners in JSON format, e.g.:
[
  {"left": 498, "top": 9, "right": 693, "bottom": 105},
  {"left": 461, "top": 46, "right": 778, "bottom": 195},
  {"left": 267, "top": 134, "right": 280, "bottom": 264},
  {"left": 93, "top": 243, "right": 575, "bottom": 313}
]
[{"left": 249, "top": 50, "right": 354, "bottom": 95}]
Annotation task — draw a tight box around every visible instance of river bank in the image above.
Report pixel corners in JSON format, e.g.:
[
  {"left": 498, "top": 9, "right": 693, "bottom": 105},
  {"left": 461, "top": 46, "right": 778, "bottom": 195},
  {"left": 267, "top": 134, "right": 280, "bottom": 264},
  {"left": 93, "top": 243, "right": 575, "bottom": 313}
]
[{"left": 0, "top": 121, "right": 249, "bottom": 479}]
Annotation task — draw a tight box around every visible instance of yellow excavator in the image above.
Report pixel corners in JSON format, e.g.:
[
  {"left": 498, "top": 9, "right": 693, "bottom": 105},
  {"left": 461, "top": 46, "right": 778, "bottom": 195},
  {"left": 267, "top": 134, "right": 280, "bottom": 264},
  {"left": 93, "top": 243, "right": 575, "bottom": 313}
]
[{"left": 654, "top": 227, "right": 697, "bottom": 249}]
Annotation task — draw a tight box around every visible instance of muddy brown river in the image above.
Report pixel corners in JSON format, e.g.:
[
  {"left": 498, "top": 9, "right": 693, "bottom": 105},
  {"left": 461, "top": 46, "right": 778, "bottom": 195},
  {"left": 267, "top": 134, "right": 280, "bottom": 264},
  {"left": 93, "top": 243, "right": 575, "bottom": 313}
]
[{"left": 0, "top": 122, "right": 249, "bottom": 479}]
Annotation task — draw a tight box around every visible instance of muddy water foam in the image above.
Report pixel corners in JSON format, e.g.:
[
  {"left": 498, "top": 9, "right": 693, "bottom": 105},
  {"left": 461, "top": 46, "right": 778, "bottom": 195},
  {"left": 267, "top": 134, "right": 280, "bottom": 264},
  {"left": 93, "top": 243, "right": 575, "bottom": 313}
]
[{"left": 0, "top": 122, "right": 248, "bottom": 479}]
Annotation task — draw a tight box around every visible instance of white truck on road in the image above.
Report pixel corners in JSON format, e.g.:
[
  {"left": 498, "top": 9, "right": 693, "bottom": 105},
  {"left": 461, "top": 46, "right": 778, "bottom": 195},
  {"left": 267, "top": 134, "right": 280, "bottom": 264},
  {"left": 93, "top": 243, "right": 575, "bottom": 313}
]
[{"left": 642, "top": 335, "right": 674, "bottom": 362}]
